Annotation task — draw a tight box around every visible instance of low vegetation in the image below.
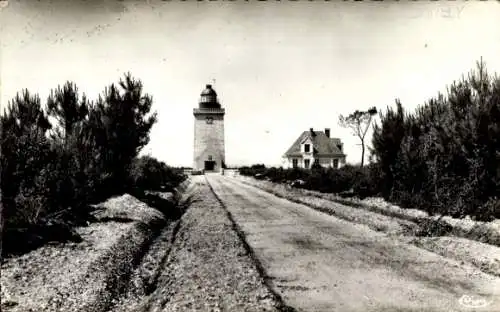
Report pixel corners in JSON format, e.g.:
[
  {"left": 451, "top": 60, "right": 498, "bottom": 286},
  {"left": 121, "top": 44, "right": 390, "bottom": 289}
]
[
  {"left": 1, "top": 74, "right": 186, "bottom": 257},
  {"left": 241, "top": 59, "right": 500, "bottom": 222},
  {"left": 239, "top": 164, "right": 379, "bottom": 200},
  {"left": 129, "top": 156, "right": 186, "bottom": 192}
]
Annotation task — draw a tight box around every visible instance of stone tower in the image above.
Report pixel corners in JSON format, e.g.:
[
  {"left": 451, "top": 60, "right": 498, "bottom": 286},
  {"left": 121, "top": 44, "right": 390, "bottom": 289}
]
[{"left": 193, "top": 84, "right": 226, "bottom": 172}]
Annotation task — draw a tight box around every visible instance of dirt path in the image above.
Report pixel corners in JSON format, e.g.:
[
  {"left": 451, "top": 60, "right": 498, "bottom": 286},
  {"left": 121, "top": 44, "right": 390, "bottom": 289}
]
[{"left": 208, "top": 174, "right": 500, "bottom": 312}]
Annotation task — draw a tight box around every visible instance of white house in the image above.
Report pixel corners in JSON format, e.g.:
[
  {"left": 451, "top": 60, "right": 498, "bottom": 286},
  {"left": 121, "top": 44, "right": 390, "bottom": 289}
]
[{"left": 282, "top": 128, "right": 346, "bottom": 169}]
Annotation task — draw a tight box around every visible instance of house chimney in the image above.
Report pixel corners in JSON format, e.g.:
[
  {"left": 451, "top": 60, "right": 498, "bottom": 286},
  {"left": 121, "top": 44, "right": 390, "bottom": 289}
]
[
  {"left": 310, "top": 127, "right": 314, "bottom": 133},
  {"left": 325, "top": 128, "right": 330, "bottom": 138}
]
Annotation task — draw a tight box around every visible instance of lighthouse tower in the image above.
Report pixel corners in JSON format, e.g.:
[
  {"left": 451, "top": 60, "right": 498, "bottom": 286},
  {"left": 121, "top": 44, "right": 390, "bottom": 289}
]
[{"left": 193, "top": 84, "right": 226, "bottom": 172}]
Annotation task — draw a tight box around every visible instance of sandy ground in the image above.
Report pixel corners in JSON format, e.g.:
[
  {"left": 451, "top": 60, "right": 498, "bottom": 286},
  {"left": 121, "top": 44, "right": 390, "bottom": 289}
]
[
  {"left": 208, "top": 175, "right": 500, "bottom": 312},
  {"left": 1, "top": 194, "right": 168, "bottom": 312},
  {"left": 1, "top": 221, "right": 133, "bottom": 311},
  {"left": 109, "top": 221, "right": 180, "bottom": 312}
]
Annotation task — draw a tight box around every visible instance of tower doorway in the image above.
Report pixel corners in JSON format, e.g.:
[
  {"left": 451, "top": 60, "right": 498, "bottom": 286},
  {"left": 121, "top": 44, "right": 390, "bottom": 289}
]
[{"left": 204, "top": 160, "right": 216, "bottom": 171}]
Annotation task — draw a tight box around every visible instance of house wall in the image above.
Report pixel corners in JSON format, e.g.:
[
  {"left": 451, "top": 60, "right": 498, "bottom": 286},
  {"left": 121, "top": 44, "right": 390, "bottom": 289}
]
[
  {"left": 193, "top": 111, "right": 225, "bottom": 171},
  {"left": 319, "top": 157, "right": 332, "bottom": 167},
  {"left": 282, "top": 156, "right": 346, "bottom": 169}
]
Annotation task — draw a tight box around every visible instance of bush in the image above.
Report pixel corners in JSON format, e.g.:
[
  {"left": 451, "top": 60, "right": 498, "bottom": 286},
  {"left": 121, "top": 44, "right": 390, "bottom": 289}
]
[
  {"left": 129, "top": 156, "right": 186, "bottom": 191},
  {"left": 239, "top": 164, "right": 377, "bottom": 197},
  {"left": 476, "top": 197, "right": 500, "bottom": 221},
  {"left": 239, "top": 164, "right": 267, "bottom": 177},
  {"left": 351, "top": 167, "right": 374, "bottom": 199}
]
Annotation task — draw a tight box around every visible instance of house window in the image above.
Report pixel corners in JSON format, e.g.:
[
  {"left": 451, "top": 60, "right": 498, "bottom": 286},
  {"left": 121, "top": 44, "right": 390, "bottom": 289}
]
[
  {"left": 314, "top": 159, "right": 319, "bottom": 166},
  {"left": 333, "top": 159, "right": 339, "bottom": 169},
  {"left": 304, "top": 144, "right": 310, "bottom": 153},
  {"left": 292, "top": 159, "right": 298, "bottom": 169},
  {"left": 304, "top": 159, "right": 310, "bottom": 169},
  {"left": 206, "top": 117, "right": 213, "bottom": 124}
]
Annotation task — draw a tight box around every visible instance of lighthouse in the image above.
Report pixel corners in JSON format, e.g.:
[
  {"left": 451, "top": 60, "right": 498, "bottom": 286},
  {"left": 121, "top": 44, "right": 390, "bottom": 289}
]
[{"left": 193, "top": 84, "right": 226, "bottom": 172}]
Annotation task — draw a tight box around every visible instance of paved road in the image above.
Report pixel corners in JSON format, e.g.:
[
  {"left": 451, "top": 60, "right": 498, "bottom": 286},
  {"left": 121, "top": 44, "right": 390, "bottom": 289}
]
[{"left": 207, "top": 174, "right": 500, "bottom": 312}]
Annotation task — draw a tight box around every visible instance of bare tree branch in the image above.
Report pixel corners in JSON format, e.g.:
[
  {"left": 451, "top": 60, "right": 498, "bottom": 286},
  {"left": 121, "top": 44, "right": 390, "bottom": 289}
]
[{"left": 338, "top": 106, "right": 377, "bottom": 167}]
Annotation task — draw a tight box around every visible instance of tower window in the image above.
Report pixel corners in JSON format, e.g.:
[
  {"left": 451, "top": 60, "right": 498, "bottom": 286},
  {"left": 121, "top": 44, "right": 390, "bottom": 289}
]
[
  {"left": 206, "top": 117, "right": 213, "bottom": 124},
  {"left": 208, "top": 155, "right": 213, "bottom": 161}
]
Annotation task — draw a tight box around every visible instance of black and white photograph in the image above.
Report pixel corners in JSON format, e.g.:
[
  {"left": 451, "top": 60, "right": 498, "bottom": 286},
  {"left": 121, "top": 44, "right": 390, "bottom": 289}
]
[{"left": 1, "top": 0, "right": 500, "bottom": 311}]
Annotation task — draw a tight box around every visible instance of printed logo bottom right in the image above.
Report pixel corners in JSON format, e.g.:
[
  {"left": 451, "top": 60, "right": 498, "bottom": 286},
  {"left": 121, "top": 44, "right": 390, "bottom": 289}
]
[{"left": 458, "top": 294, "right": 494, "bottom": 309}]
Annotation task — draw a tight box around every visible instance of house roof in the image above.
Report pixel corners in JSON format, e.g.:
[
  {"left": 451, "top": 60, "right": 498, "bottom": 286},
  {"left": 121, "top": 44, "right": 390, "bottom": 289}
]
[{"left": 284, "top": 130, "right": 345, "bottom": 157}]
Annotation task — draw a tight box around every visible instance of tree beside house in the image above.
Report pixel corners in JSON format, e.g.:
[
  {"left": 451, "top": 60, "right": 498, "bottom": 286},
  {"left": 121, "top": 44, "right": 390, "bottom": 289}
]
[{"left": 338, "top": 107, "right": 377, "bottom": 168}]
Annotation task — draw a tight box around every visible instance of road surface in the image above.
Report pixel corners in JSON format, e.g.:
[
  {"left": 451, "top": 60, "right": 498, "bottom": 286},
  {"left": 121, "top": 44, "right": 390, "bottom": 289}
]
[{"left": 207, "top": 174, "right": 500, "bottom": 312}]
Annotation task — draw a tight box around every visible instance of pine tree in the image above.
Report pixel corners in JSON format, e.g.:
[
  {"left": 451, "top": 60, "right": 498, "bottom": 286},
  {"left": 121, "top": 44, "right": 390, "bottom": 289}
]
[
  {"left": 371, "top": 99, "right": 405, "bottom": 199},
  {"left": 91, "top": 73, "right": 157, "bottom": 193},
  {"left": 1, "top": 90, "right": 53, "bottom": 226}
]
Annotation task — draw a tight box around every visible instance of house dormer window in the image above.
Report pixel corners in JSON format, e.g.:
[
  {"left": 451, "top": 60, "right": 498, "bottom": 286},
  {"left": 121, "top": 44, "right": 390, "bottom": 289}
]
[{"left": 304, "top": 144, "right": 310, "bottom": 153}]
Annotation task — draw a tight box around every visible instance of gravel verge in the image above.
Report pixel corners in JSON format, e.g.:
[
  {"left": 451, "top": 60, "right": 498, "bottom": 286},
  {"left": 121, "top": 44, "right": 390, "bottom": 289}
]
[
  {"left": 108, "top": 221, "right": 180, "bottom": 312},
  {"left": 109, "top": 180, "right": 195, "bottom": 312},
  {"left": 136, "top": 176, "right": 288, "bottom": 312},
  {"left": 328, "top": 195, "right": 500, "bottom": 247},
  {"left": 400, "top": 236, "right": 500, "bottom": 277},
  {"left": 1, "top": 221, "right": 134, "bottom": 312}
]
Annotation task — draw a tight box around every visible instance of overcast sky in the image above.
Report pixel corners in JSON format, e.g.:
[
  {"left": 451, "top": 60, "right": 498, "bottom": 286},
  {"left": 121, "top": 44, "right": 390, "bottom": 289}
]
[{"left": 1, "top": 1, "right": 500, "bottom": 167}]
